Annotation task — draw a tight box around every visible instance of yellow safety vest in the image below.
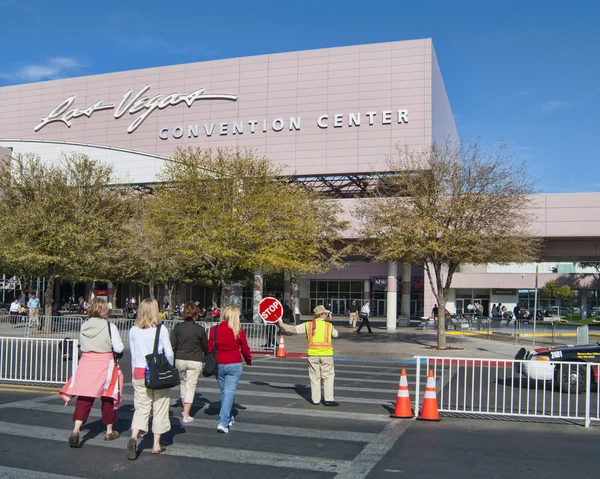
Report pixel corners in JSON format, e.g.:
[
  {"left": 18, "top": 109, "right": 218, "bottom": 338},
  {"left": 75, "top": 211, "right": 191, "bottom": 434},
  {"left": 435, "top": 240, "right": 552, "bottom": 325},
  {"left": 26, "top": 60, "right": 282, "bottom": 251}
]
[{"left": 306, "top": 320, "right": 334, "bottom": 357}]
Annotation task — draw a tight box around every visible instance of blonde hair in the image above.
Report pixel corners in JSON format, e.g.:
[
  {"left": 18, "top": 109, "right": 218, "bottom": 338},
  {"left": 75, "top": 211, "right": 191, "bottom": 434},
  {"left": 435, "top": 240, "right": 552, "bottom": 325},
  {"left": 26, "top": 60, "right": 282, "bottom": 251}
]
[
  {"left": 88, "top": 298, "right": 109, "bottom": 319},
  {"left": 136, "top": 298, "right": 159, "bottom": 329},
  {"left": 222, "top": 305, "right": 241, "bottom": 339}
]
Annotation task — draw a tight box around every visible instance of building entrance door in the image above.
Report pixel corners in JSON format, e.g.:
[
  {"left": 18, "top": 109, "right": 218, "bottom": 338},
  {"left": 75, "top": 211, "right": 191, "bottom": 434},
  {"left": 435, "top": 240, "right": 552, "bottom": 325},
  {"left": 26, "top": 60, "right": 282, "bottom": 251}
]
[
  {"left": 331, "top": 298, "right": 347, "bottom": 316},
  {"left": 374, "top": 300, "right": 386, "bottom": 317}
]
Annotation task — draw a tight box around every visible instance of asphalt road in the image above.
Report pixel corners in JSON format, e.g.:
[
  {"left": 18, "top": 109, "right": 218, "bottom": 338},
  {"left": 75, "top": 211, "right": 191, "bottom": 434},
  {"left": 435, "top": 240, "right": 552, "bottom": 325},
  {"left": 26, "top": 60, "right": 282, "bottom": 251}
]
[{"left": 0, "top": 357, "right": 598, "bottom": 478}]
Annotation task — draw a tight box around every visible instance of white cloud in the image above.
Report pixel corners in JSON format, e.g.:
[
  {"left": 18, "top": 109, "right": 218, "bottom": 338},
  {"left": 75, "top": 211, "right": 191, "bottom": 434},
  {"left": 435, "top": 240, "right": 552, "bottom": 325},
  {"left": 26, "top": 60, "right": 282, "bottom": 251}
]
[
  {"left": 1, "top": 57, "right": 84, "bottom": 82},
  {"left": 541, "top": 100, "right": 572, "bottom": 112}
]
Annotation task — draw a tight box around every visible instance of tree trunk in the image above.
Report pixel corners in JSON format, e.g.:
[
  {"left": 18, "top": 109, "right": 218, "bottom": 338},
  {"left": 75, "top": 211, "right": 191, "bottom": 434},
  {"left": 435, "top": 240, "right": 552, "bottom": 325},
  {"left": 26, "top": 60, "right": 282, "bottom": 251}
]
[
  {"left": 112, "top": 283, "right": 118, "bottom": 310},
  {"left": 219, "top": 278, "right": 227, "bottom": 313},
  {"left": 168, "top": 281, "right": 175, "bottom": 319},
  {"left": 424, "top": 263, "right": 447, "bottom": 349},
  {"left": 211, "top": 284, "right": 219, "bottom": 309},
  {"left": 437, "top": 296, "right": 448, "bottom": 349},
  {"left": 148, "top": 279, "right": 155, "bottom": 300},
  {"left": 44, "top": 273, "right": 55, "bottom": 333},
  {"left": 290, "top": 274, "right": 298, "bottom": 324}
]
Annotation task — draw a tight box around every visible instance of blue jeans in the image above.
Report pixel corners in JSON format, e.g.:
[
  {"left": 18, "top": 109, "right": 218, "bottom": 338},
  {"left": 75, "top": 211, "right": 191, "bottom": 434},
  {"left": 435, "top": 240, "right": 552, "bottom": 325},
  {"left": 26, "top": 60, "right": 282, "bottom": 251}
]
[{"left": 216, "top": 362, "right": 242, "bottom": 427}]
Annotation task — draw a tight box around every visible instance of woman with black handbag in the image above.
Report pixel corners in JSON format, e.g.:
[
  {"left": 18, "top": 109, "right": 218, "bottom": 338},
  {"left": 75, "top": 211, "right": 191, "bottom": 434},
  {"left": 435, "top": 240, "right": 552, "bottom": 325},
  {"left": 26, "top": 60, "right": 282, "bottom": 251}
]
[
  {"left": 59, "top": 298, "right": 124, "bottom": 448},
  {"left": 127, "top": 298, "right": 174, "bottom": 460}
]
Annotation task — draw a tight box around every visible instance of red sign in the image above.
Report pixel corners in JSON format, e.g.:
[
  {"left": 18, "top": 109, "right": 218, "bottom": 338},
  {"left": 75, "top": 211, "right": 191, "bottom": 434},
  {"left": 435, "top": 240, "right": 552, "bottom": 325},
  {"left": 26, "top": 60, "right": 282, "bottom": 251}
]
[
  {"left": 94, "top": 290, "right": 109, "bottom": 297},
  {"left": 259, "top": 297, "right": 283, "bottom": 323}
]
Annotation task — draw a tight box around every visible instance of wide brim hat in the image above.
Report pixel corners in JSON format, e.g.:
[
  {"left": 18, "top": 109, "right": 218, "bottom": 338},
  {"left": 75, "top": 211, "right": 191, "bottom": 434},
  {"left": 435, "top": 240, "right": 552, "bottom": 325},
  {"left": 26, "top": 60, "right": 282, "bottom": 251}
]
[{"left": 313, "top": 305, "right": 330, "bottom": 315}]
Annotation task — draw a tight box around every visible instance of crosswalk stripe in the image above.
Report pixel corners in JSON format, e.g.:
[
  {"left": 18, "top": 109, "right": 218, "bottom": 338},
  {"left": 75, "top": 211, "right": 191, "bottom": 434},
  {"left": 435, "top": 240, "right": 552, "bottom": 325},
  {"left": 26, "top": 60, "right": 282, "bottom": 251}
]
[
  {"left": 0, "top": 465, "right": 83, "bottom": 479},
  {"left": 241, "top": 370, "right": 402, "bottom": 385},
  {"left": 17, "top": 402, "right": 378, "bottom": 443},
  {"left": 0, "top": 421, "right": 352, "bottom": 472},
  {"left": 260, "top": 358, "right": 410, "bottom": 371},
  {"left": 115, "top": 394, "right": 392, "bottom": 422},
  {"left": 249, "top": 363, "right": 404, "bottom": 377},
  {"left": 120, "top": 386, "right": 391, "bottom": 405},
  {"left": 237, "top": 379, "right": 394, "bottom": 395},
  {"left": 334, "top": 420, "right": 415, "bottom": 479}
]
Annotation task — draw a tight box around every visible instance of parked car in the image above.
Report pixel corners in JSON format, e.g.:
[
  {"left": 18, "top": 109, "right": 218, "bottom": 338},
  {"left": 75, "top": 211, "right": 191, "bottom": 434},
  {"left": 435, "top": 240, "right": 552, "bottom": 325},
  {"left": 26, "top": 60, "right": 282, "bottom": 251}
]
[{"left": 515, "top": 345, "right": 600, "bottom": 393}]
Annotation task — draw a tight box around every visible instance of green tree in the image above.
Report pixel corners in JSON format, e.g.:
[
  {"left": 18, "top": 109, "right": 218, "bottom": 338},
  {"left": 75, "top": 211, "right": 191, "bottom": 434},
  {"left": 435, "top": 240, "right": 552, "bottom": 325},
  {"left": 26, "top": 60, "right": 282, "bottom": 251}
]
[
  {"left": 157, "top": 147, "right": 348, "bottom": 310},
  {"left": 578, "top": 262, "right": 600, "bottom": 281},
  {"left": 540, "top": 279, "right": 575, "bottom": 318},
  {"left": 356, "top": 141, "right": 541, "bottom": 348},
  {"left": 0, "top": 152, "right": 133, "bottom": 329}
]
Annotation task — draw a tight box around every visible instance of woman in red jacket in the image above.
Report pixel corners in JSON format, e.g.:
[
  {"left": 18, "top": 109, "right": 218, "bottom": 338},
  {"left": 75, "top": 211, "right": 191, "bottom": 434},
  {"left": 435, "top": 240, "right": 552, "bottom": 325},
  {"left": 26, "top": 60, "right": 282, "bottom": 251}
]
[{"left": 208, "top": 305, "right": 252, "bottom": 433}]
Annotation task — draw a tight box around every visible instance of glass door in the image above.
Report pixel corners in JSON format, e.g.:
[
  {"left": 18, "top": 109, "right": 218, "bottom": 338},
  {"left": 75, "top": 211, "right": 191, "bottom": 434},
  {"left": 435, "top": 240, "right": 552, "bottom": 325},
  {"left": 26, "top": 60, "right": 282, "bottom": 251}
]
[
  {"left": 374, "top": 300, "right": 386, "bottom": 317},
  {"left": 331, "top": 298, "right": 346, "bottom": 316}
]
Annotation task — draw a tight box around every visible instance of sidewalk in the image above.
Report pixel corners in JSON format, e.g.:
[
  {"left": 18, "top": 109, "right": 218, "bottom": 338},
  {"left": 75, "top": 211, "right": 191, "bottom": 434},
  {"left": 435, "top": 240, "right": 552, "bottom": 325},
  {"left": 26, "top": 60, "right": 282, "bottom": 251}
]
[{"left": 279, "top": 320, "right": 520, "bottom": 361}]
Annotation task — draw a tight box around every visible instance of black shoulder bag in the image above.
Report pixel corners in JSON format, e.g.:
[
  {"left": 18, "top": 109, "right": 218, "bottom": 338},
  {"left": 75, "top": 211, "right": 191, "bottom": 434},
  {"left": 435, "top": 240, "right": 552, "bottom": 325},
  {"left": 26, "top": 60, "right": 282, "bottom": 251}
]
[
  {"left": 202, "top": 323, "right": 219, "bottom": 377},
  {"left": 145, "top": 324, "right": 180, "bottom": 389}
]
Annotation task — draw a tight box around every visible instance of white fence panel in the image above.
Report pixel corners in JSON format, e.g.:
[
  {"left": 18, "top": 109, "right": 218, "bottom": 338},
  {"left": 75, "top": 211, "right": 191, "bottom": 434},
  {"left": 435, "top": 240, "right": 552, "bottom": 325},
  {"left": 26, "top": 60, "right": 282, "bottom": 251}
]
[
  {"left": 415, "top": 356, "right": 600, "bottom": 427},
  {"left": 0, "top": 337, "right": 78, "bottom": 385},
  {"left": 0, "top": 315, "right": 278, "bottom": 356}
]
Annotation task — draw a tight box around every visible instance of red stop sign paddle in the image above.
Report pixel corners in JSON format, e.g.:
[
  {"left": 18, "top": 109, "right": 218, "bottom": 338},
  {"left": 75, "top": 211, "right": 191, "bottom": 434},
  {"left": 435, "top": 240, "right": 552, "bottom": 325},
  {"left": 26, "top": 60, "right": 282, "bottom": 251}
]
[{"left": 259, "top": 297, "right": 283, "bottom": 323}]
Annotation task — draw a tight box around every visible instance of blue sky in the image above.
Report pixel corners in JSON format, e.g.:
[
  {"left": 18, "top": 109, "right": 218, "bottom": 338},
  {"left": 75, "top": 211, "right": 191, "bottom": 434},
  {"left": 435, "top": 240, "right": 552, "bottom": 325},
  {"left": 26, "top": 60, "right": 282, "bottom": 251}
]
[{"left": 1, "top": 0, "right": 598, "bottom": 193}]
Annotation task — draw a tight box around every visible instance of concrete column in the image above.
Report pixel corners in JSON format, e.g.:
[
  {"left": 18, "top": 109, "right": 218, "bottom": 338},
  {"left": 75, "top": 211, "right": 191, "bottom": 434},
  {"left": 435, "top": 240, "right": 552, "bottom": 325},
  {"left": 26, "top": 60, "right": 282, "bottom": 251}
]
[
  {"left": 401, "top": 263, "right": 411, "bottom": 318},
  {"left": 283, "top": 273, "right": 291, "bottom": 305},
  {"left": 422, "top": 267, "right": 437, "bottom": 320},
  {"left": 386, "top": 261, "right": 398, "bottom": 330},
  {"left": 363, "top": 279, "right": 370, "bottom": 301},
  {"left": 252, "top": 269, "right": 263, "bottom": 324}
]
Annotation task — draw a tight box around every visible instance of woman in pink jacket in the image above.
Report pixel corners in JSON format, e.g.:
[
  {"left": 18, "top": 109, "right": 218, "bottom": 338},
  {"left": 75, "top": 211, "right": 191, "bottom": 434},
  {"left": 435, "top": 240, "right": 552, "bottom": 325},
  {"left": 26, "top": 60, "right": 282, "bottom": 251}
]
[{"left": 60, "top": 298, "right": 124, "bottom": 448}]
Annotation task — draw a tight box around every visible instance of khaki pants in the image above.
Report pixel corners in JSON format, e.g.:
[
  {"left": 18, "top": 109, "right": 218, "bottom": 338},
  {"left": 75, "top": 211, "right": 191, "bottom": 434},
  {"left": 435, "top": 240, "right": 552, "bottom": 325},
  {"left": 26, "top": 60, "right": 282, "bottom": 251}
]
[
  {"left": 176, "top": 359, "right": 203, "bottom": 404},
  {"left": 131, "top": 379, "right": 171, "bottom": 434},
  {"left": 349, "top": 312, "right": 358, "bottom": 327},
  {"left": 307, "top": 356, "right": 335, "bottom": 403}
]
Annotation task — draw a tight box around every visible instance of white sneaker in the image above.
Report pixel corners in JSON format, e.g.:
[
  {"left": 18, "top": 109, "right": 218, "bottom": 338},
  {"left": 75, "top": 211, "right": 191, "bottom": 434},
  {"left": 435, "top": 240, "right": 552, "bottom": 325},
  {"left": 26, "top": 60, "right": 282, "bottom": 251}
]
[
  {"left": 217, "top": 424, "right": 229, "bottom": 434},
  {"left": 182, "top": 417, "right": 194, "bottom": 424},
  {"left": 228, "top": 417, "right": 235, "bottom": 427}
]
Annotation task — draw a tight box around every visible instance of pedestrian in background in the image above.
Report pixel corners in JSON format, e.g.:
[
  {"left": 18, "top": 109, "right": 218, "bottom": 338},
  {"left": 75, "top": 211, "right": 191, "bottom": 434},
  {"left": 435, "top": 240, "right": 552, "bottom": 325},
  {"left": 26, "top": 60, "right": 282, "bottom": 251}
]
[
  {"left": 348, "top": 300, "right": 358, "bottom": 328},
  {"left": 208, "top": 305, "right": 252, "bottom": 433},
  {"left": 357, "top": 300, "right": 373, "bottom": 333},
  {"left": 127, "top": 299, "right": 174, "bottom": 459},
  {"left": 60, "top": 298, "right": 124, "bottom": 448},
  {"left": 9, "top": 298, "right": 19, "bottom": 324},
  {"left": 171, "top": 301, "right": 208, "bottom": 423},
  {"left": 278, "top": 305, "right": 339, "bottom": 406}
]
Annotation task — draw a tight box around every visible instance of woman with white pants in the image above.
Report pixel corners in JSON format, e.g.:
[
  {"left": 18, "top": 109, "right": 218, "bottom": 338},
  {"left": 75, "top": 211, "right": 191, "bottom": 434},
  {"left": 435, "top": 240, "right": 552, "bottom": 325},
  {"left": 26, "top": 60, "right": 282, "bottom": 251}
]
[
  {"left": 127, "top": 299, "right": 174, "bottom": 459},
  {"left": 171, "top": 301, "right": 208, "bottom": 423}
]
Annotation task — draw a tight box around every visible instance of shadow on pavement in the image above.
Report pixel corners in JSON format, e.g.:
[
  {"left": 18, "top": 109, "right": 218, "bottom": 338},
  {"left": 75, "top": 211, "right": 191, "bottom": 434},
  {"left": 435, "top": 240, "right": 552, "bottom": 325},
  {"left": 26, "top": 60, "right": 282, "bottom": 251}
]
[
  {"left": 339, "top": 330, "right": 470, "bottom": 348},
  {"left": 249, "top": 380, "right": 314, "bottom": 404}
]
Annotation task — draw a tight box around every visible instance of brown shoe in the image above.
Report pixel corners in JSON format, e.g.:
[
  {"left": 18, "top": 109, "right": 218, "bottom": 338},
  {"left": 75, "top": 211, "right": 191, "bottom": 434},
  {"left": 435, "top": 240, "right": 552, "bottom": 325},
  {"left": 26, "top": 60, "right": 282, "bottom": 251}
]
[
  {"left": 126, "top": 438, "right": 137, "bottom": 460},
  {"left": 68, "top": 433, "right": 81, "bottom": 448},
  {"left": 105, "top": 431, "right": 120, "bottom": 441}
]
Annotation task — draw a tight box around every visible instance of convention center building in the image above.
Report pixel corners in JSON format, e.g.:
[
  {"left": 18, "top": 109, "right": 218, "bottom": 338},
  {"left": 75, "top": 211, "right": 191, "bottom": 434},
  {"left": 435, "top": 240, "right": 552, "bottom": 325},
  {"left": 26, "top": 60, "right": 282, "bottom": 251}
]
[{"left": 1, "top": 38, "right": 599, "bottom": 324}]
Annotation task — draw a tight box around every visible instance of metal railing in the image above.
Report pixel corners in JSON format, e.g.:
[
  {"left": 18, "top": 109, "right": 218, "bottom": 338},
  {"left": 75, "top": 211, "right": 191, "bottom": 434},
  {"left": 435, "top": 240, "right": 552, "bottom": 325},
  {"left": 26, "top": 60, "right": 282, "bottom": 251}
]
[
  {"left": 0, "top": 336, "right": 79, "bottom": 385},
  {"left": 0, "top": 315, "right": 278, "bottom": 355},
  {"left": 415, "top": 356, "right": 600, "bottom": 427},
  {"left": 445, "top": 315, "right": 589, "bottom": 346}
]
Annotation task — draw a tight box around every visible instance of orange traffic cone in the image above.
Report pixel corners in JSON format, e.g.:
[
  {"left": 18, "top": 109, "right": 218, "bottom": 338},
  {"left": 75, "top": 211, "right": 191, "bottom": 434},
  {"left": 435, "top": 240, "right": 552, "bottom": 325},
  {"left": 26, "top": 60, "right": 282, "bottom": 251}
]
[
  {"left": 275, "top": 334, "right": 286, "bottom": 358},
  {"left": 418, "top": 370, "right": 440, "bottom": 421},
  {"left": 390, "top": 369, "right": 413, "bottom": 418}
]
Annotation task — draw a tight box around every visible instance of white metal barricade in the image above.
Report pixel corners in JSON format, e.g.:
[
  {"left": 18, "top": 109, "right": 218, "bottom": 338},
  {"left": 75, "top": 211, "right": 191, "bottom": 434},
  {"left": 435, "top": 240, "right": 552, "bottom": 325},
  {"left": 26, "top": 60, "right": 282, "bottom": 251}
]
[
  {"left": 0, "top": 336, "right": 79, "bottom": 385},
  {"left": 415, "top": 356, "right": 600, "bottom": 427},
  {"left": 0, "top": 315, "right": 278, "bottom": 356}
]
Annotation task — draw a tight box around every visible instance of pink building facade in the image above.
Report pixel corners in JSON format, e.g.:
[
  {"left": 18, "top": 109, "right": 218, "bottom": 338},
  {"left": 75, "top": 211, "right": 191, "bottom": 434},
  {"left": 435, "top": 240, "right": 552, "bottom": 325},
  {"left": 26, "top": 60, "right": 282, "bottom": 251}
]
[{"left": 1, "top": 38, "right": 599, "bottom": 322}]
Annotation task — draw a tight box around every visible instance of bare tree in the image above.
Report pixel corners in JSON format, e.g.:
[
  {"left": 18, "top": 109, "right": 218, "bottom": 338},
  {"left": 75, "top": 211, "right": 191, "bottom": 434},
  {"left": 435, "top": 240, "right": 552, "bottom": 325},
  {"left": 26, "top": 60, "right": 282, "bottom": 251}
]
[{"left": 357, "top": 141, "right": 541, "bottom": 348}]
